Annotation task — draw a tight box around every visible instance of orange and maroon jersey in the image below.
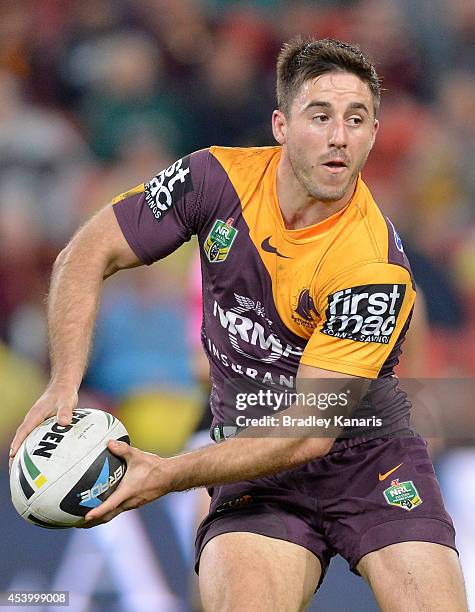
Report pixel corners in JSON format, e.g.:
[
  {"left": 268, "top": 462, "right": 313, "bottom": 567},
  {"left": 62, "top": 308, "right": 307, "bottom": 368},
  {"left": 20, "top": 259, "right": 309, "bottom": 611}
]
[{"left": 112, "top": 146, "right": 416, "bottom": 436}]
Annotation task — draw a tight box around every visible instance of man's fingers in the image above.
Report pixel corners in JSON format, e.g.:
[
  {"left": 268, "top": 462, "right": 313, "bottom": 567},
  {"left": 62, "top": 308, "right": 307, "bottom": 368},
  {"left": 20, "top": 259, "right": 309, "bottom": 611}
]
[
  {"left": 80, "top": 507, "right": 122, "bottom": 529},
  {"left": 56, "top": 410, "right": 72, "bottom": 426},
  {"left": 10, "top": 431, "right": 23, "bottom": 460},
  {"left": 107, "top": 439, "right": 130, "bottom": 456},
  {"left": 10, "top": 415, "right": 45, "bottom": 459},
  {"left": 80, "top": 499, "right": 137, "bottom": 528},
  {"left": 84, "top": 487, "right": 131, "bottom": 523},
  {"left": 8, "top": 446, "right": 18, "bottom": 470},
  {"left": 9, "top": 423, "right": 38, "bottom": 469},
  {"left": 56, "top": 395, "right": 77, "bottom": 426},
  {"left": 9, "top": 391, "right": 78, "bottom": 464}
]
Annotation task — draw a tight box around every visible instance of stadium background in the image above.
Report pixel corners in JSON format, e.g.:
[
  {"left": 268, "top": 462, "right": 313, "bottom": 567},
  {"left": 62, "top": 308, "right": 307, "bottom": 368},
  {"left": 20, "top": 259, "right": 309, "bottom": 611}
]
[{"left": 0, "top": 0, "right": 474, "bottom": 610}]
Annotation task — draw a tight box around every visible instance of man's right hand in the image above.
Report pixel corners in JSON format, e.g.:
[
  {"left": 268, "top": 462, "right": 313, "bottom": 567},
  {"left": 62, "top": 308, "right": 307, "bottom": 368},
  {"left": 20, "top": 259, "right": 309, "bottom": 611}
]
[{"left": 9, "top": 383, "right": 78, "bottom": 470}]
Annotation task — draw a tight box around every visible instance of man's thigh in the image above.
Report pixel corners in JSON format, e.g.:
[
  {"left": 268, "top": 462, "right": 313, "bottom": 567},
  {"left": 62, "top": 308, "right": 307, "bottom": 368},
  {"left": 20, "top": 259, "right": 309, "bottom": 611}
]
[
  {"left": 194, "top": 476, "right": 334, "bottom": 591},
  {"left": 199, "top": 532, "right": 321, "bottom": 612},
  {"left": 357, "top": 541, "right": 468, "bottom": 612}
]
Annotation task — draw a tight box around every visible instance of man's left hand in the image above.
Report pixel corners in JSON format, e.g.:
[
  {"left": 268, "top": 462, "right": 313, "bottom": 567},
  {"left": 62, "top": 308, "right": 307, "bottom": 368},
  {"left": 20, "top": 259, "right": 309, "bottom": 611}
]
[{"left": 81, "top": 440, "right": 169, "bottom": 528}]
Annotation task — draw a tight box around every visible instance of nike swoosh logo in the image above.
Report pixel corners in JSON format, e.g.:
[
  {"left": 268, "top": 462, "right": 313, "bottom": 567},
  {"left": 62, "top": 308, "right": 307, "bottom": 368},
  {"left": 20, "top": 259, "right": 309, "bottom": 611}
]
[
  {"left": 379, "top": 463, "right": 403, "bottom": 481},
  {"left": 261, "top": 237, "right": 292, "bottom": 259}
]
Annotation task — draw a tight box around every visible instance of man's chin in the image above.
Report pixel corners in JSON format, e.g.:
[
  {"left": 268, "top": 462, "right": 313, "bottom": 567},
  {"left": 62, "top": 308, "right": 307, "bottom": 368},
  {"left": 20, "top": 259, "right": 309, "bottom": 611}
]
[
  {"left": 309, "top": 186, "right": 351, "bottom": 203},
  {"left": 311, "top": 175, "right": 357, "bottom": 203}
]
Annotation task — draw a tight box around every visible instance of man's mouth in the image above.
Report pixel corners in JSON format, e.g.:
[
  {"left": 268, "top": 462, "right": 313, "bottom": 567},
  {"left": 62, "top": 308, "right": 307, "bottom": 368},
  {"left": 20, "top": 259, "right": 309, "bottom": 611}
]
[{"left": 322, "top": 160, "right": 348, "bottom": 173}]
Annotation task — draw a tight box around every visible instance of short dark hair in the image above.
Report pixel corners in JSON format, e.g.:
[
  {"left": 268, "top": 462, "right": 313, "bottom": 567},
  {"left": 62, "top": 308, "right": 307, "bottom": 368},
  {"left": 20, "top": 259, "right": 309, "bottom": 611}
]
[{"left": 276, "top": 37, "right": 381, "bottom": 117}]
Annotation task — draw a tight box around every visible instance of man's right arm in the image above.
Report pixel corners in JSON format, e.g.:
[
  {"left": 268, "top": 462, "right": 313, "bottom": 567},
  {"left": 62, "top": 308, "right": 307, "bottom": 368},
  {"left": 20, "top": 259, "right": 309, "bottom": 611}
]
[
  {"left": 10, "top": 149, "right": 209, "bottom": 464},
  {"left": 9, "top": 205, "right": 141, "bottom": 464}
]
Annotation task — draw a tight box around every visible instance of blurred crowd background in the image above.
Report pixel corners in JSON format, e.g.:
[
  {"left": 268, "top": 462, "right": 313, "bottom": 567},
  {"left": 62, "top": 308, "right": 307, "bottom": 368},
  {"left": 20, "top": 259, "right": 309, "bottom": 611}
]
[{"left": 0, "top": 0, "right": 474, "bottom": 610}]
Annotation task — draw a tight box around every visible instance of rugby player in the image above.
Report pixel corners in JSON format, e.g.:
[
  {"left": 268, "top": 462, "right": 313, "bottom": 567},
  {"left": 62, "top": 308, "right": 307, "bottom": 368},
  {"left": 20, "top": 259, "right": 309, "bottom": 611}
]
[{"left": 10, "top": 38, "right": 468, "bottom": 611}]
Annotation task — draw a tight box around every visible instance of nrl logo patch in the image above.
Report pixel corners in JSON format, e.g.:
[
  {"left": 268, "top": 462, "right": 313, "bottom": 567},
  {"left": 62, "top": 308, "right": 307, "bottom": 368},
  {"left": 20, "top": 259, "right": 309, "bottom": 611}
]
[
  {"left": 383, "top": 479, "right": 422, "bottom": 511},
  {"left": 204, "top": 218, "right": 238, "bottom": 263}
]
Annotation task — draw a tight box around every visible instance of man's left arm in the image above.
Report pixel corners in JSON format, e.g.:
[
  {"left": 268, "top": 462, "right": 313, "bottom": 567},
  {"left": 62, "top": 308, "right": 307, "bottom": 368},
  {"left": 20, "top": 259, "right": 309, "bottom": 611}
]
[{"left": 83, "top": 366, "right": 367, "bottom": 526}]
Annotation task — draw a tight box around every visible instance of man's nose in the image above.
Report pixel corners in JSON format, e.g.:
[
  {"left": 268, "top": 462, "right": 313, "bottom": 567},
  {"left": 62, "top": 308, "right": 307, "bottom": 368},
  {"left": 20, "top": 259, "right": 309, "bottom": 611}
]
[{"left": 328, "top": 119, "right": 347, "bottom": 148}]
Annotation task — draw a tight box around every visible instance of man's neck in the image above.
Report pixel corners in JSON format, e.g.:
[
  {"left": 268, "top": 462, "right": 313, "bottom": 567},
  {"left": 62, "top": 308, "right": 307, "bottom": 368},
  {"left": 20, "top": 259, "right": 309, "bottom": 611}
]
[{"left": 276, "top": 155, "right": 357, "bottom": 230}]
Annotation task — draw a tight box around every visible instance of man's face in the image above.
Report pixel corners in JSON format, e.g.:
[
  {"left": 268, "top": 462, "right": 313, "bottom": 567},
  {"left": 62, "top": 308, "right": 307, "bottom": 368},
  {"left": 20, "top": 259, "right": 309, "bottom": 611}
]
[{"left": 273, "top": 71, "right": 379, "bottom": 202}]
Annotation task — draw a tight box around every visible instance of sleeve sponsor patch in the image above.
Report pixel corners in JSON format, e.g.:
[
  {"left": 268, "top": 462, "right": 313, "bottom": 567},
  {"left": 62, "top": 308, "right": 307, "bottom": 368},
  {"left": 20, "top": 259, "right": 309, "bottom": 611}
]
[
  {"left": 321, "top": 284, "right": 406, "bottom": 344},
  {"left": 144, "top": 155, "right": 193, "bottom": 221}
]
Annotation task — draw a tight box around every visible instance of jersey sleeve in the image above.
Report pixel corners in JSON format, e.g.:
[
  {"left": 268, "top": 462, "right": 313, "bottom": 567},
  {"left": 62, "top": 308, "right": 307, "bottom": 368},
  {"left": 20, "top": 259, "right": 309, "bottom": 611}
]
[
  {"left": 111, "top": 149, "right": 209, "bottom": 264},
  {"left": 300, "top": 262, "right": 416, "bottom": 378}
]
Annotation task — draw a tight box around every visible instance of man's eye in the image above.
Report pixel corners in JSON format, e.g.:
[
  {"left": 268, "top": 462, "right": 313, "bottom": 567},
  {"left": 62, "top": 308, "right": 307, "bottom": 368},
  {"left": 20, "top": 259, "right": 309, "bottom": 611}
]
[
  {"left": 348, "top": 116, "right": 363, "bottom": 125},
  {"left": 313, "top": 115, "right": 328, "bottom": 122}
]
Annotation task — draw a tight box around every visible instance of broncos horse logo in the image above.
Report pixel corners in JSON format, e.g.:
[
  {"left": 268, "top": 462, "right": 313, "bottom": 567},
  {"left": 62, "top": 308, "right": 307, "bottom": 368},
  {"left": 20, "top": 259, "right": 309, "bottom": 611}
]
[{"left": 294, "top": 289, "right": 318, "bottom": 322}]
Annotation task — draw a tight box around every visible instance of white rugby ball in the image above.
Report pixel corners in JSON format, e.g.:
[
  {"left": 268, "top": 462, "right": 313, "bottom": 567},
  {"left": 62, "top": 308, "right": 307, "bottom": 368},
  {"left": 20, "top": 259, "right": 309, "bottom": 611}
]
[{"left": 10, "top": 408, "right": 129, "bottom": 529}]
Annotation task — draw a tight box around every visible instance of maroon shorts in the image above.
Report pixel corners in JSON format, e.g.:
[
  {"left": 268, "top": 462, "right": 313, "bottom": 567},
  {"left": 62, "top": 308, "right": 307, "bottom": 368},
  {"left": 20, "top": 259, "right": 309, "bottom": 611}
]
[{"left": 195, "top": 434, "right": 456, "bottom": 587}]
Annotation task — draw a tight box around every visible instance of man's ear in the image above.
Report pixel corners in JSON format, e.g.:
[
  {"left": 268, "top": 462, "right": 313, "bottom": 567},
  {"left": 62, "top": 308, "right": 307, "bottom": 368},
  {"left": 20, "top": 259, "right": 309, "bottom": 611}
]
[
  {"left": 370, "top": 119, "right": 379, "bottom": 150},
  {"left": 272, "top": 110, "right": 287, "bottom": 145}
]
